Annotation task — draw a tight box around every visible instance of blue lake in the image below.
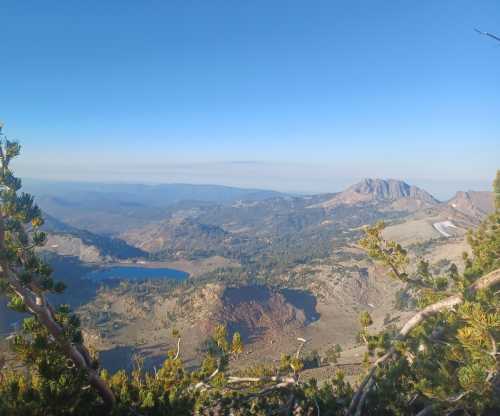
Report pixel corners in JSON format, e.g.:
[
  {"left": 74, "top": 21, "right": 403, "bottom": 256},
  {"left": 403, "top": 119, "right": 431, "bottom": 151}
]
[{"left": 85, "top": 266, "right": 189, "bottom": 282}]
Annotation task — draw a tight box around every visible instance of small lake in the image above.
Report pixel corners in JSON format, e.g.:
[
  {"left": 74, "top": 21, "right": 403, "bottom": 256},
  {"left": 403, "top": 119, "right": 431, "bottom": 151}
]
[{"left": 84, "top": 266, "right": 189, "bottom": 282}]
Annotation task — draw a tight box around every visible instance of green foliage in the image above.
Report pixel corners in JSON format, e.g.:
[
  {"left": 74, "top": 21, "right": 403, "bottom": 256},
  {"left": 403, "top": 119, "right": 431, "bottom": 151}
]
[
  {"left": 359, "top": 221, "right": 409, "bottom": 281},
  {"left": 356, "top": 201, "right": 500, "bottom": 415},
  {"left": 359, "top": 311, "right": 373, "bottom": 329},
  {"left": 462, "top": 171, "right": 500, "bottom": 280},
  {"left": 0, "top": 129, "right": 109, "bottom": 414},
  {"left": 3, "top": 316, "right": 100, "bottom": 415},
  {"left": 213, "top": 324, "right": 229, "bottom": 354},
  {"left": 324, "top": 344, "right": 342, "bottom": 364},
  {"left": 230, "top": 332, "right": 243, "bottom": 357}
]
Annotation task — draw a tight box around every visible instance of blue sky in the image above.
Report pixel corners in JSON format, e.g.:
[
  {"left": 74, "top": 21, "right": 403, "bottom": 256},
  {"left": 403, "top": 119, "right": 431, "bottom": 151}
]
[{"left": 1, "top": 0, "right": 499, "bottom": 198}]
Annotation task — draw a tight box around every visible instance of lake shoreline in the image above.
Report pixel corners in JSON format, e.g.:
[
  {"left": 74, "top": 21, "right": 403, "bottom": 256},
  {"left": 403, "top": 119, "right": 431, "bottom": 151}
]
[{"left": 83, "top": 264, "right": 190, "bottom": 282}]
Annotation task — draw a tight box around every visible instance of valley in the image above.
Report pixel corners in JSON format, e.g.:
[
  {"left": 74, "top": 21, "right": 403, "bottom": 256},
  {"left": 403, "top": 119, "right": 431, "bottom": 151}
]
[{"left": 2, "top": 178, "right": 494, "bottom": 381}]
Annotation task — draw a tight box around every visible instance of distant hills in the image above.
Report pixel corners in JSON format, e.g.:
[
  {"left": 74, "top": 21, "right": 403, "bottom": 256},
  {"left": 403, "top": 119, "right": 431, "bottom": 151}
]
[
  {"left": 26, "top": 178, "right": 494, "bottom": 264},
  {"left": 23, "top": 180, "right": 285, "bottom": 234},
  {"left": 114, "top": 179, "right": 492, "bottom": 264},
  {"left": 23, "top": 180, "right": 284, "bottom": 206}
]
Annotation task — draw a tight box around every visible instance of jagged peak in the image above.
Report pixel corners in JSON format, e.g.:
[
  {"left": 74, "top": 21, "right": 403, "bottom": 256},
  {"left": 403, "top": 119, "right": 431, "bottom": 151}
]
[
  {"left": 346, "top": 178, "right": 438, "bottom": 203},
  {"left": 309, "top": 178, "right": 438, "bottom": 210}
]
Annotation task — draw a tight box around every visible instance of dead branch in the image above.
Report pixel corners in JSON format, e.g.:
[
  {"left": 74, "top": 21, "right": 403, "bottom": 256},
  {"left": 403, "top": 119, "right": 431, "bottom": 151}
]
[
  {"left": 227, "top": 375, "right": 296, "bottom": 385},
  {"left": 296, "top": 337, "right": 308, "bottom": 359},
  {"left": 174, "top": 336, "right": 181, "bottom": 360}
]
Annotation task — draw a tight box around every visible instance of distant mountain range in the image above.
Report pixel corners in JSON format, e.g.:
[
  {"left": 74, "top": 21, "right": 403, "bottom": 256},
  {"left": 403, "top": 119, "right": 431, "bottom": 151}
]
[
  {"left": 23, "top": 179, "right": 283, "bottom": 206},
  {"left": 23, "top": 180, "right": 285, "bottom": 235},
  {"left": 28, "top": 178, "right": 494, "bottom": 263}
]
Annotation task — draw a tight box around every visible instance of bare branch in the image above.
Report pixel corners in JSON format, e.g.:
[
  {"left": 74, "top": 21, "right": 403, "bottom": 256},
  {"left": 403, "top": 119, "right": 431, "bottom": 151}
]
[
  {"left": 227, "top": 376, "right": 296, "bottom": 385},
  {"left": 174, "top": 337, "right": 181, "bottom": 360},
  {"left": 296, "top": 337, "right": 308, "bottom": 359},
  {"left": 475, "top": 28, "right": 500, "bottom": 43}
]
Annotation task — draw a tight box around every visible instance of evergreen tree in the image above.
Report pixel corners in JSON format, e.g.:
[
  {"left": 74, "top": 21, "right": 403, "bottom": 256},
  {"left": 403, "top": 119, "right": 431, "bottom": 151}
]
[{"left": 0, "top": 126, "right": 114, "bottom": 414}]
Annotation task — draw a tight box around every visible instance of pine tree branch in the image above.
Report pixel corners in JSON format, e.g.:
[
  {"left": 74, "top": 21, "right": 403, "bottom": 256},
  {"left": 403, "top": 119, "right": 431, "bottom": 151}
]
[
  {"left": 0, "top": 214, "right": 115, "bottom": 411},
  {"left": 4, "top": 269, "right": 116, "bottom": 410},
  {"left": 347, "top": 268, "right": 500, "bottom": 416}
]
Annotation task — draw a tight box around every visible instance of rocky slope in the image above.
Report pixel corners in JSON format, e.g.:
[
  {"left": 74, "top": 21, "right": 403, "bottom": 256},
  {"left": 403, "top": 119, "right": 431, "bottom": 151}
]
[
  {"left": 42, "top": 233, "right": 107, "bottom": 263},
  {"left": 214, "top": 286, "right": 319, "bottom": 341},
  {"left": 447, "top": 190, "right": 494, "bottom": 220},
  {"left": 41, "top": 213, "right": 147, "bottom": 262},
  {"left": 78, "top": 280, "right": 323, "bottom": 370}
]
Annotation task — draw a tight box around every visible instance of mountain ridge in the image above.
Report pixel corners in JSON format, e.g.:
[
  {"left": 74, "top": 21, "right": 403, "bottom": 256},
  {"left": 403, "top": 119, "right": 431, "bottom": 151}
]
[{"left": 446, "top": 190, "right": 494, "bottom": 220}]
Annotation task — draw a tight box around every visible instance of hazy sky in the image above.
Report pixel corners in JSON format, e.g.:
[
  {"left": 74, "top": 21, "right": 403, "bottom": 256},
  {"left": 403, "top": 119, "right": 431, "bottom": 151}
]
[{"left": 1, "top": 1, "right": 499, "bottom": 198}]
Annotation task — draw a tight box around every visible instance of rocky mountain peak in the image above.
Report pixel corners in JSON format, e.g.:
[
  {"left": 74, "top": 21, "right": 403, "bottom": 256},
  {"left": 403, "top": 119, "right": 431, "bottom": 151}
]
[
  {"left": 348, "top": 178, "right": 438, "bottom": 203},
  {"left": 309, "top": 178, "right": 438, "bottom": 210}
]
